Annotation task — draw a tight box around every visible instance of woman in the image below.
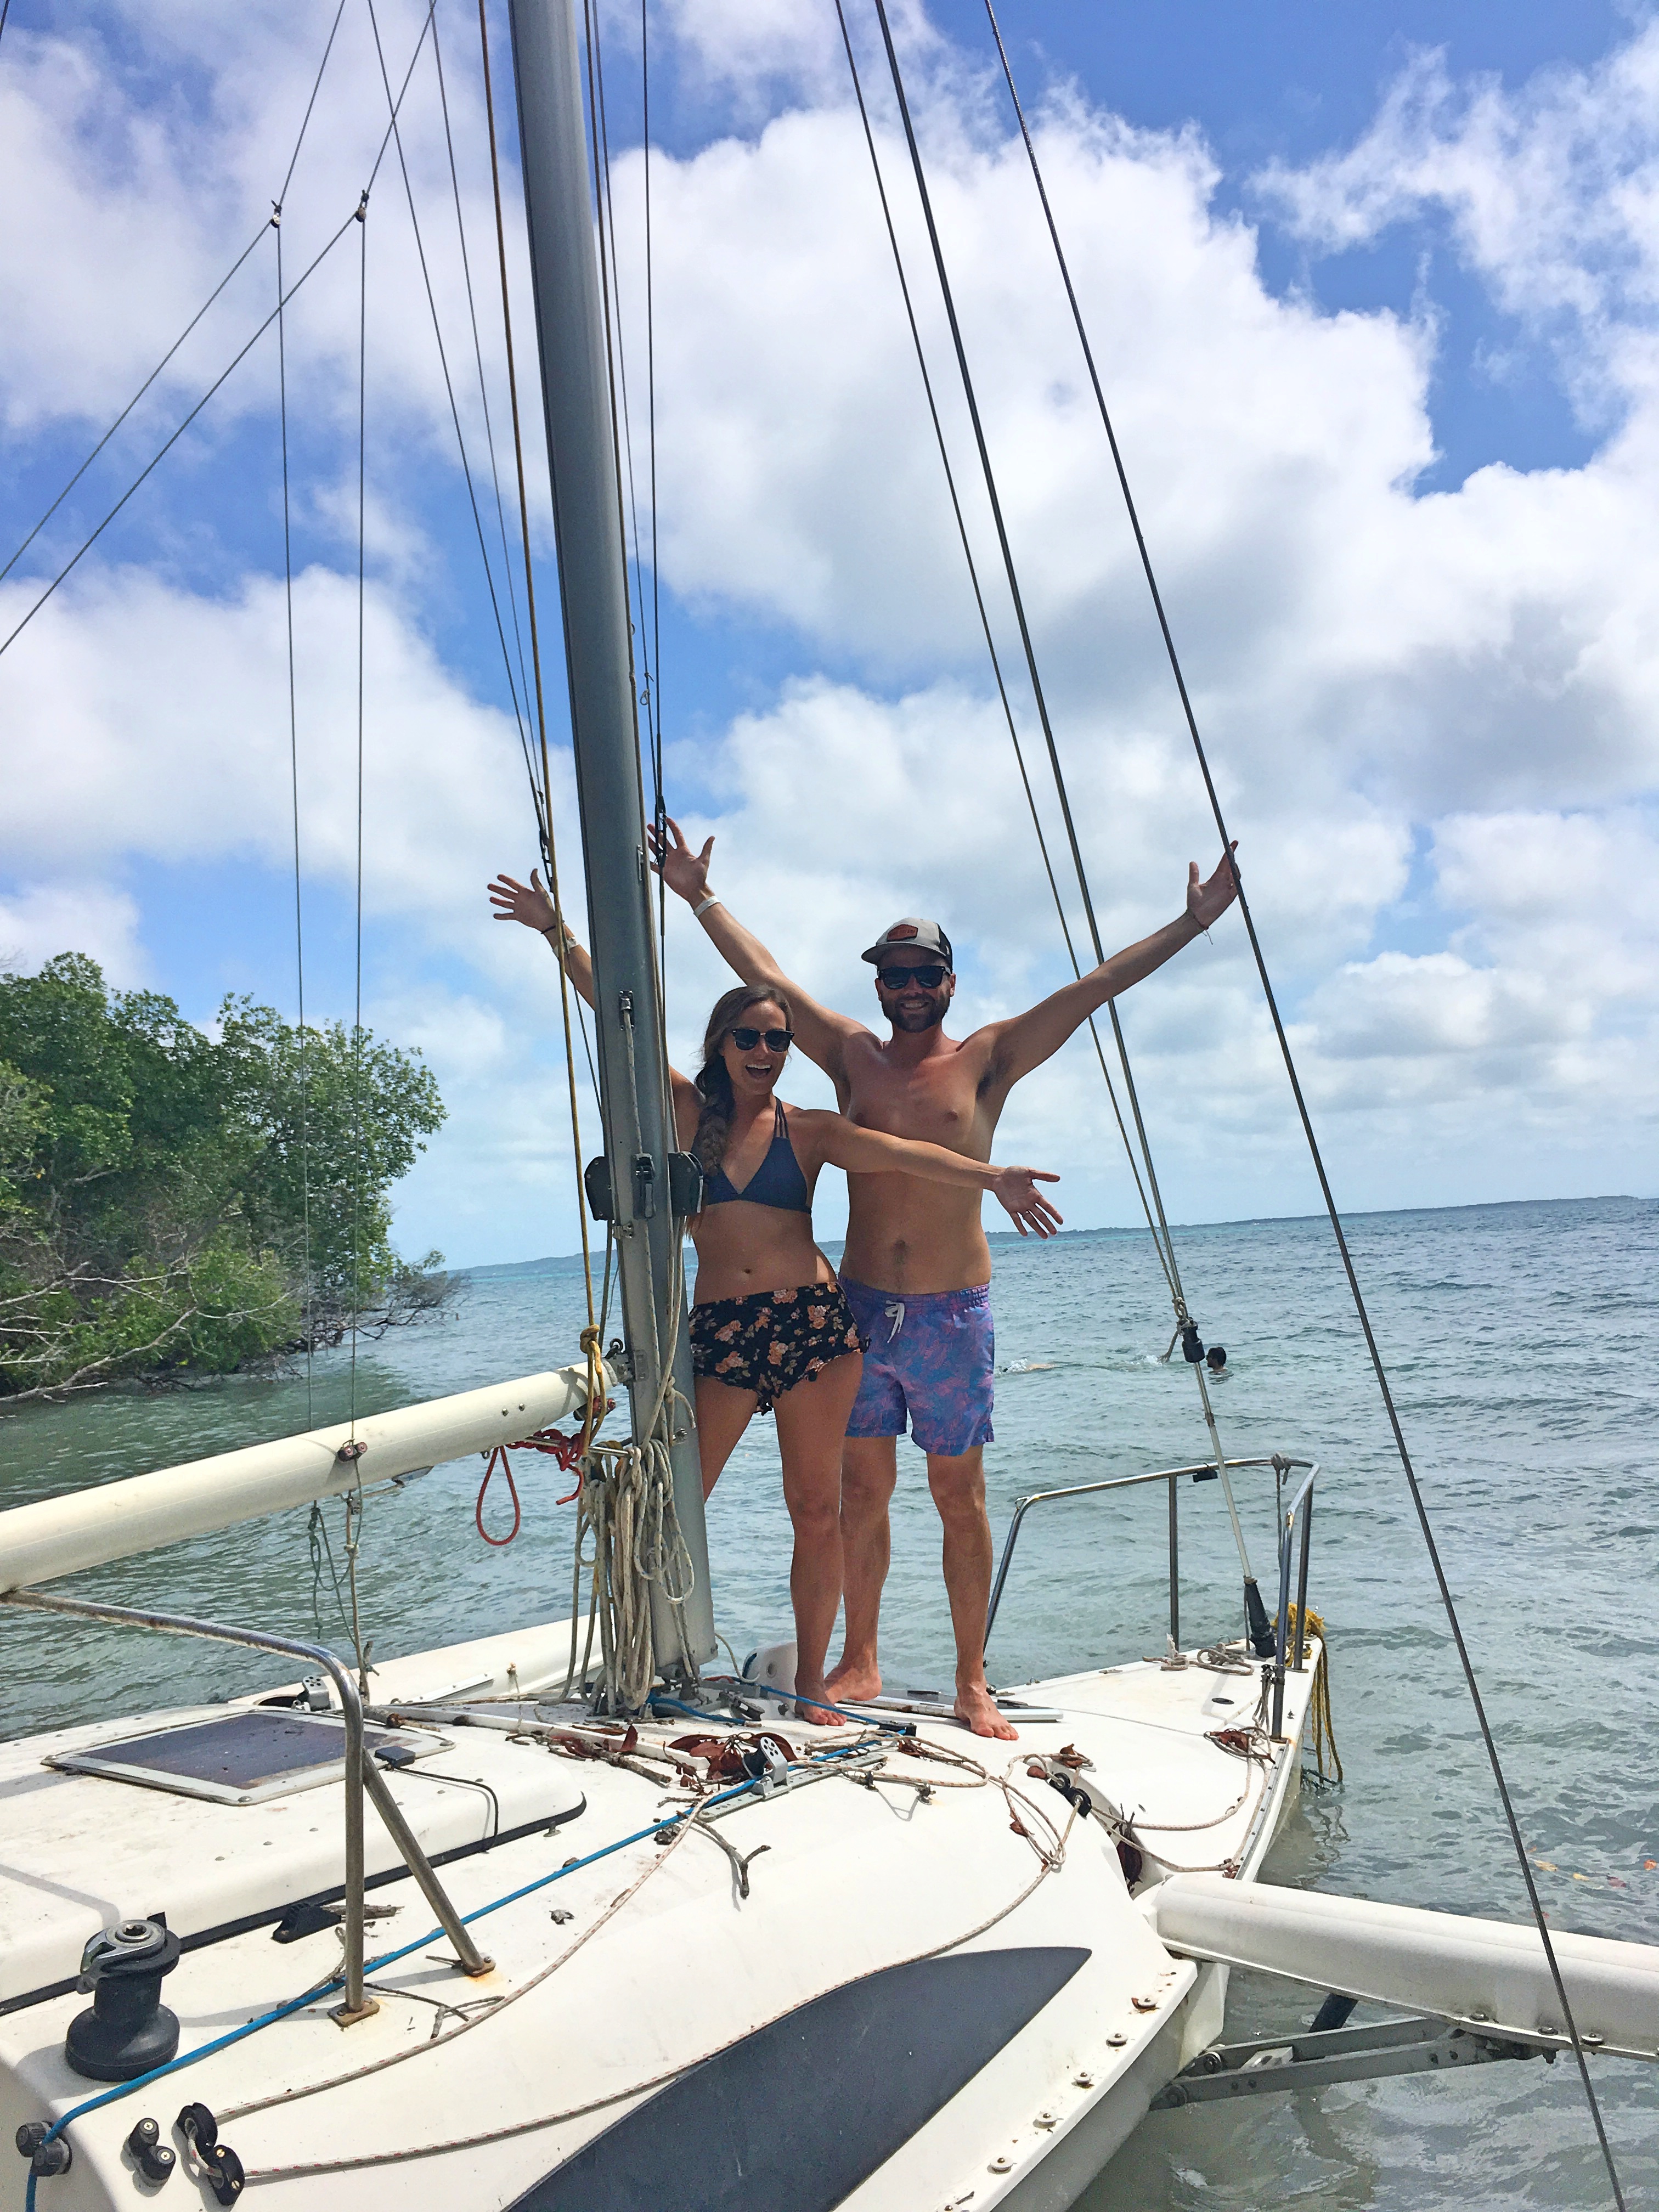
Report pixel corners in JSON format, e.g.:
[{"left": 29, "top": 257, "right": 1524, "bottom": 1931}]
[{"left": 487, "top": 869, "right": 1060, "bottom": 1722}]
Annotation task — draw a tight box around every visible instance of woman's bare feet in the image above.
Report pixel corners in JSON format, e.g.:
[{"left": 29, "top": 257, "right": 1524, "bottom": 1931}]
[
  {"left": 824, "top": 1654, "right": 882, "bottom": 1705},
  {"left": 794, "top": 1678, "right": 848, "bottom": 1727},
  {"left": 956, "top": 1678, "right": 1018, "bottom": 1741}
]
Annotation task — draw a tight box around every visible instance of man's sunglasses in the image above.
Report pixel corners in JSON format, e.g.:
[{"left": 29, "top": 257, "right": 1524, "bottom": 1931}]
[
  {"left": 877, "top": 963, "right": 949, "bottom": 991},
  {"left": 730, "top": 1026, "right": 794, "bottom": 1053}
]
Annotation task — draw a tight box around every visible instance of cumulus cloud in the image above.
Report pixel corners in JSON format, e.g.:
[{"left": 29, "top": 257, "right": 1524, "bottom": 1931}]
[{"left": 3, "top": 2, "right": 1657, "bottom": 1256}]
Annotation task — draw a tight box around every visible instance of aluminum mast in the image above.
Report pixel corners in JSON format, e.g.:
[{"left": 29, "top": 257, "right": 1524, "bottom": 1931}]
[{"left": 507, "top": 0, "right": 713, "bottom": 1679}]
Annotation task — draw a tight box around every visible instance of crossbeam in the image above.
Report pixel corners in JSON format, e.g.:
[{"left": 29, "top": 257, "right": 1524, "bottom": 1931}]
[
  {"left": 1153, "top": 2013, "right": 1537, "bottom": 2106},
  {"left": 0, "top": 1361, "right": 608, "bottom": 1590}
]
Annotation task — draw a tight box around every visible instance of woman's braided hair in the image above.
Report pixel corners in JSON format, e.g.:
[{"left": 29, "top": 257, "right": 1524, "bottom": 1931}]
[{"left": 693, "top": 985, "right": 795, "bottom": 1176}]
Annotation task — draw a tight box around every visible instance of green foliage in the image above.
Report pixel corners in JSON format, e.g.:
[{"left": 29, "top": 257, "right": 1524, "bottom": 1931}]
[{"left": 0, "top": 954, "right": 448, "bottom": 1399}]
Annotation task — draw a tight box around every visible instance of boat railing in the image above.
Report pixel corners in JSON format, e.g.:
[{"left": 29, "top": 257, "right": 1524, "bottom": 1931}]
[
  {"left": 2, "top": 1588, "right": 493, "bottom": 2024},
  {"left": 984, "top": 1456, "right": 1321, "bottom": 1723}
]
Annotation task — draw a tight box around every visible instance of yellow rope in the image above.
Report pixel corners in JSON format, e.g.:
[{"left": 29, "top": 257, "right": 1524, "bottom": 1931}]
[{"left": 1285, "top": 1604, "right": 1342, "bottom": 1785}]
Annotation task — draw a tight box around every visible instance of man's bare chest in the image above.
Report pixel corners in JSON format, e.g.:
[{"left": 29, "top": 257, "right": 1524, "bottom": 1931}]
[{"left": 845, "top": 1051, "right": 991, "bottom": 1157}]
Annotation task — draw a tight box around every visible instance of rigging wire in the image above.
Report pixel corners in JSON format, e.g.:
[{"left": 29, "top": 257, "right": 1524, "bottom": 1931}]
[
  {"left": 0, "top": 225, "right": 270, "bottom": 590},
  {"left": 641, "top": 0, "right": 668, "bottom": 967},
  {"left": 430, "top": 7, "right": 537, "bottom": 749},
  {"left": 364, "top": 0, "right": 535, "bottom": 792},
  {"left": 274, "top": 207, "right": 315, "bottom": 1431},
  {"left": 978, "top": 8, "right": 1628, "bottom": 2196},
  {"left": 476, "top": 0, "right": 600, "bottom": 1348},
  {"left": 345, "top": 188, "right": 371, "bottom": 1701},
  {"left": 866, "top": 1, "right": 1254, "bottom": 1596},
  {"left": 830, "top": 0, "right": 1175, "bottom": 1310},
  {"left": 0, "top": 4, "right": 437, "bottom": 665}
]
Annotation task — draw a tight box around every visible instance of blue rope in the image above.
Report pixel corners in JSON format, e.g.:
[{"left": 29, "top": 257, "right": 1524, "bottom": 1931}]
[{"left": 20, "top": 1741, "right": 874, "bottom": 2194}]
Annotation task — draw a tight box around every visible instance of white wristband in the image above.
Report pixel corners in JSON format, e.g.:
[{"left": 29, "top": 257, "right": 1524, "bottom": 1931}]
[{"left": 692, "top": 893, "right": 721, "bottom": 919}]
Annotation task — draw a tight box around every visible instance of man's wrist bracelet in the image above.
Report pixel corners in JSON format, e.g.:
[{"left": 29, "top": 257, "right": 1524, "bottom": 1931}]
[{"left": 692, "top": 893, "right": 721, "bottom": 920}]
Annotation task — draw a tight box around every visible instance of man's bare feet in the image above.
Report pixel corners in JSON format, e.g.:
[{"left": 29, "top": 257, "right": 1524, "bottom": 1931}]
[
  {"left": 956, "top": 1679, "right": 1018, "bottom": 1741},
  {"left": 824, "top": 1654, "right": 882, "bottom": 1705},
  {"left": 794, "top": 1679, "right": 847, "bottom": 1728}
]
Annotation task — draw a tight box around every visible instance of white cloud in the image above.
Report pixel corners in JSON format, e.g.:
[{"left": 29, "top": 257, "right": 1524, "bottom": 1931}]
[
  {"left": 3, "top": 5, "right": 1658, "bottom": 1253},
  {"left": 1254, "top": 29, "right": 1659, "bottom": 421},
  {"left": 0, "top": 882, "right": 145, "bottom": 986}
]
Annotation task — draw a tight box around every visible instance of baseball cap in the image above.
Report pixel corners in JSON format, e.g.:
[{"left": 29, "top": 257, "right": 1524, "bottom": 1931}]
[{"left": 861, "top": 917, "right": 955, "bottom": 968}]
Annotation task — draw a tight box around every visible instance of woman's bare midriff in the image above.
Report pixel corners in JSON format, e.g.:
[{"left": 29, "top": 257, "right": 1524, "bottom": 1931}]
[{"left": 690, "top": 1201, "right": 836, "bottom": 1306}]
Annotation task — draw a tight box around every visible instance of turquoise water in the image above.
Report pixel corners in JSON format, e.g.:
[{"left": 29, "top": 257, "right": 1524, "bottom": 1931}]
[{"left": 2, "top": 1194, "right": 1655, "bottom": 2207}]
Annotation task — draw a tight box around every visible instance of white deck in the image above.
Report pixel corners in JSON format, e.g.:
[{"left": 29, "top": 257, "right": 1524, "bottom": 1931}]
[{"left": 1, "top": 1619, "right": 1318, "bottom": 2209}]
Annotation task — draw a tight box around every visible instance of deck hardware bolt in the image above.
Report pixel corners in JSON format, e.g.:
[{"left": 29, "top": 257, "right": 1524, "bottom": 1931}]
[
  {"left": 989, "top": 2154, "right": 1013, "bottom": 2173},
  {"left": 1132, "top": 1994, "right": 1158, "bottom": 2011},
  {"left": 1035, "top": 2111, "right": 1057, "bottom": 2129},
  {"left": 1073, "top": 2071, "right": 1094, "bottom": 2087},
  {"left": 1107, "top": 2032, "right": 1128, "bottom": 2047}
]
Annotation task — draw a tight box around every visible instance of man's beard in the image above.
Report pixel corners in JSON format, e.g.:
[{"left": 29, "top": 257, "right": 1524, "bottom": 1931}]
[{"left": 888, "top": 996, "right": 944, "bottom": 1034}]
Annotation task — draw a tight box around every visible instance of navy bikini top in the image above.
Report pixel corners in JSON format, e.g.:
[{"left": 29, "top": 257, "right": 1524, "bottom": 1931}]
[{"left": 703, "top": 1099, "right": 811, "bottom": 1214}]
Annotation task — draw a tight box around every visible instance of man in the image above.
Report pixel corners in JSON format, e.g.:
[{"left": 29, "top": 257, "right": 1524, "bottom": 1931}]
[{"left": 651, "top": 820, "right": 1239, "bottom": 1739}]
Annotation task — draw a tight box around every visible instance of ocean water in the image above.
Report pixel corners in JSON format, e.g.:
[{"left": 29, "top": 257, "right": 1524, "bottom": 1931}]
[{"left": 2, "top": 1193, "right": 1655, "bottom": 2208}]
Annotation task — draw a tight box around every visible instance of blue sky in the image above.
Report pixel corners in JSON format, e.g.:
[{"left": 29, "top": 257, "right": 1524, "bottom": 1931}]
[{"left": 2, "top": 0, "right": 1656, "bottom": 1266}]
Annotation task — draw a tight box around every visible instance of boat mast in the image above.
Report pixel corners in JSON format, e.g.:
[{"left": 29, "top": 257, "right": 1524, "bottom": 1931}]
[{"left": 506, "top": 0, "right": 713, "bottom": 1682}]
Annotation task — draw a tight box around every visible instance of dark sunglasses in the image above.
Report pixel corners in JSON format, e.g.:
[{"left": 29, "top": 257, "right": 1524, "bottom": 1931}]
[
  {"left": 729, "top": 1025, "right": 793, "bottom": 1053},
  {"left": 878, "top": 963, "right": 949, "bottom": 990}
]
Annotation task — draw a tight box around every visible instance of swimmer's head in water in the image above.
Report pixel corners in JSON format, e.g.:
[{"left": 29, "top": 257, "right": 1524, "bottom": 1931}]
[{"left": 1206, "top": 1344, "right": 1227, "bottom": 1371}]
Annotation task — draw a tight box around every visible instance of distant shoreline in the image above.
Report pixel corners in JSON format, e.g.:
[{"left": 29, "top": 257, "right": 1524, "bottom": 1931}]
[{"left": 455, "top": 1191, "right": 1643, "bottom": 1281}]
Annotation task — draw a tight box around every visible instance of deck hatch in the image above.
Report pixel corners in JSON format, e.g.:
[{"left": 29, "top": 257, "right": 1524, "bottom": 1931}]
[{"left": 46, "top": 1710, "right": 449, "bottom": 1804}]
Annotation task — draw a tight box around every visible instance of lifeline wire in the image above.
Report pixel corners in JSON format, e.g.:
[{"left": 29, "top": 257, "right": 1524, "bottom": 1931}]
[
  {"left": 979, "top": 8, "right": 1626, "bottom": 2200},
  {"left": 867, "top": 0, "right": 1254, "bottom": 1584}
]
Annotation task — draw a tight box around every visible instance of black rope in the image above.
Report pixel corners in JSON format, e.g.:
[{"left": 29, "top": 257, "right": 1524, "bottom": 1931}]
[
  {"left": 0, "top": 0, "right": 12, "bottom": 52},
  {"left": 978, "top": 9, "right": 1627, "bottom": 2199},
  {"left": 274, "top": 211, "right": 315, "bottom": 1429},
  {"left": 831, "top": 0, "right": 1176, "bottom": 1308},
  {"left": 364, "top": 0, "right": 535, "bottom": 795}
]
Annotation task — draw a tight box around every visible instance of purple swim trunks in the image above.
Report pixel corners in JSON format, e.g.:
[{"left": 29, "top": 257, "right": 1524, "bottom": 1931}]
[{"left": 840, "top": 1278, "right": 994, "bottom": 1455}]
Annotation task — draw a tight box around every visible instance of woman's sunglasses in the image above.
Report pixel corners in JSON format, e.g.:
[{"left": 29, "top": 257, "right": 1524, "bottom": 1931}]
[
  {"left": 877, "top": 963, "right": 949, "bottom": 990},
  {"left": 729, "top": 1025, "right": 794, "bottom": 1053}
]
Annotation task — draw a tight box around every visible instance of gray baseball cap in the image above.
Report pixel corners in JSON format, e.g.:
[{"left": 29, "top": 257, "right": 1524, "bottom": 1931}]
[{"left": 861, "top": 917, "right": 955, "bottom": 968}]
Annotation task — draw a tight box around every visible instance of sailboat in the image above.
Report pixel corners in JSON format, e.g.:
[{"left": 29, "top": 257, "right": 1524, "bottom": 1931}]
[{"left": 3, "top": 4, "right": 1655, "bottom": 2208}]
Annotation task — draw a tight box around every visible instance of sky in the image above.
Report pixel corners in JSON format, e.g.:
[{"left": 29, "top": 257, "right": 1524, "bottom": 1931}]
[{"left": 1, "top": 0, "right": 1655, "bottom": 1270}]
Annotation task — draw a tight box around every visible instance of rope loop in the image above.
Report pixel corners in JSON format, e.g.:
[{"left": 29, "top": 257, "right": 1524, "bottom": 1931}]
[{"left": 475, "top": 1446, "right": 522, "bottom": 1547}]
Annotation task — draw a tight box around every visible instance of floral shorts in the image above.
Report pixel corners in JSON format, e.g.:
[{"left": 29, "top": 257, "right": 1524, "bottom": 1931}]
[{"left": 690, "top": 1281, "right": 868, "bottom": 1414}]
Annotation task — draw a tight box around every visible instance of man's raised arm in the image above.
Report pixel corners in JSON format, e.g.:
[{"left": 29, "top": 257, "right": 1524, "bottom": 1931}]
[
  {"left": 983, "top": 846, "right": 1240, "bottom": 1092},
  {"left": 647, "top": 817, "right": 866, "bottom": 1091}
]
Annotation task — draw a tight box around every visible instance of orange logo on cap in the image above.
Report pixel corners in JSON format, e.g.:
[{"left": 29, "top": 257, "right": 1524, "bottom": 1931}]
[{"left": 888, "top": 924, "right": 918, "bottom": 940}]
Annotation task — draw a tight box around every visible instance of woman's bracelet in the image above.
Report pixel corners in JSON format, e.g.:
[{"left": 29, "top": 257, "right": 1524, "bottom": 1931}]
[{"left": 692, "top": 893, "right": 721, "bottom": 920}]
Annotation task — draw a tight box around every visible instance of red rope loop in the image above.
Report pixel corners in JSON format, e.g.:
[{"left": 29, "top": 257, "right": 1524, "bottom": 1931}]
[{"left": 475, "top": 1445, "right": 522, "bottom": 1547}]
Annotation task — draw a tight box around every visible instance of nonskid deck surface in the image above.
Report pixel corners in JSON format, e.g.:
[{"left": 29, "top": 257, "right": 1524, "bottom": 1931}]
[{"left": 1, "top": 1624, "right": 1317, "bottom": 2210}]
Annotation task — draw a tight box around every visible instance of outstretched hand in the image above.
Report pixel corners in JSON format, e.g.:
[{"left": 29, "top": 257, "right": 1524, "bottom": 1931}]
[
  {"left": 991, "top": 1168, "right": 1063, "bottom": 1240},
  {"left": 487, "top": 869, "right": 561, "bottom": 934},
  {"left": 1187, "top": 842, "right": 1240, "bottom": 932},
  {"left": 647, "top": 815, "right": 714, "bottom": 906}
]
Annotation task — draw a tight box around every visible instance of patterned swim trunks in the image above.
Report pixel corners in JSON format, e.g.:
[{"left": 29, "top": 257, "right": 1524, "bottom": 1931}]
[
  {"left": 689, "top": 1281, "right": 868, "bottom": 1415},
  {"left": 840, "top": 1279, "right": 995, "bottom": 1456}
]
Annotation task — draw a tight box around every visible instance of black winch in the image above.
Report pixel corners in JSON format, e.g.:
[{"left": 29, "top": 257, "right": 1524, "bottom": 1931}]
[{"left": 65, "top": 1915, "right": 181, "bottom": 2082}]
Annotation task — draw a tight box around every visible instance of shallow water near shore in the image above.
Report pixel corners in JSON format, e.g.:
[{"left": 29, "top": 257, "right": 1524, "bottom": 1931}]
[{"left": 2, "top": 1193, "right": 1655, "bottom": 2207}]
